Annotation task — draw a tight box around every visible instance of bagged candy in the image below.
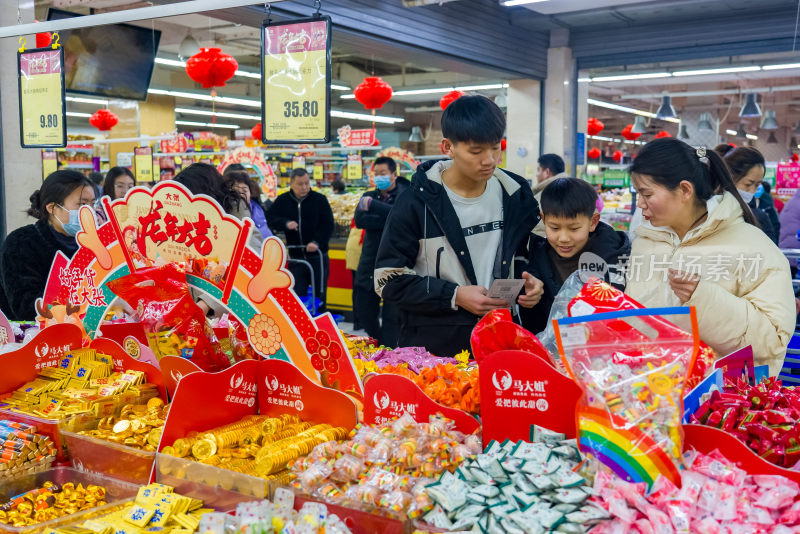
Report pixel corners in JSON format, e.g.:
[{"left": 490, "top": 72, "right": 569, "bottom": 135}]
[
  {"left": 470, "top": 309, "right": 553, "bottom": 364},
  {"left": 107, "top": 263, "right": 228, "bottom": 372},
  {"left": 557, "top": 307, "right": 699, "bottom": 490}
]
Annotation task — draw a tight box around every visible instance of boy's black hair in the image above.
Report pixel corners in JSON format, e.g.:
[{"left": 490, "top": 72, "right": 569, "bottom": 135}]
[
  {"left": 441, "top": 95, "right": 505, "bottom": 145},
  {"left": 374, "top": 156, "right": 397, "bottom": 174},
  {"left": 540, "top": 177, "right": 599, "bottom": 219},
  {"left": 537, "top": 153, "right": 565, "bottom": 175}
]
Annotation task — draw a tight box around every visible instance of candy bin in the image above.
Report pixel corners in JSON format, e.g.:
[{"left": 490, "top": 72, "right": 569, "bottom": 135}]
[{"left": 0, "top": 466, "right": 139, "bottom": 533}]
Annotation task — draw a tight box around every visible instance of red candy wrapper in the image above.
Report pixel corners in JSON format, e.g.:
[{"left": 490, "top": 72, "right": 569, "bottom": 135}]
[{"left": 471, "top": 309, "right": 552, "bottom": 364}]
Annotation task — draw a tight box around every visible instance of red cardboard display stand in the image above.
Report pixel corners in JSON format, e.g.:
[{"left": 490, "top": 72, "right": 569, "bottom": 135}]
[
  {"left": 479, "top": 349, "right": 583, "bottom": 446},
  {"left": 363, "top": 373, "right": 479, "bottom": 435},
  {"left": 0, "top": 309, "right": 12, "bottom": 345},
  {"left": 160, "top": 356, "right": 204, "bottom": 398}
]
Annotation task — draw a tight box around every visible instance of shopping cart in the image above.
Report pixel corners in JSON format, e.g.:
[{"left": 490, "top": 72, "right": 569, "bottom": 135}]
[{"left": 286, "top": 245, "right": 326, "bottom": 316}]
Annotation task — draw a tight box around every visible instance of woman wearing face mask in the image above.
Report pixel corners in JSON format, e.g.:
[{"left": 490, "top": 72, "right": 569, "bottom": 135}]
[
  {"left": 626, "top": 138, "right": 794, "bottom": 376},
  {"left": 0, "top": 171, "right": 95, "bottom": 320},
  {"left": 724, "top": 147, "right": 779, "bottom": 244}
]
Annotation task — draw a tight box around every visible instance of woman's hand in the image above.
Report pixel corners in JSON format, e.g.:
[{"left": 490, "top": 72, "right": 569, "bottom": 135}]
[{"left": 668, "top": 269, "right": 700, "bottom": 303}]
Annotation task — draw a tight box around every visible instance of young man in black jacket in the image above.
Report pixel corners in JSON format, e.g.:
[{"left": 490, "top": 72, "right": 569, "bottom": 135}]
[
  {"left": 374, "top": 95, "right": 543, "bottom": 356},
  {"left": 266, "top": 168, "right": 334, "bottom": 313},
  {"left": 354, "top": 157, "right": 410, "bottom": 346},
  {"left": 519, "top": 178, "right": 631, "bottom": 334}
]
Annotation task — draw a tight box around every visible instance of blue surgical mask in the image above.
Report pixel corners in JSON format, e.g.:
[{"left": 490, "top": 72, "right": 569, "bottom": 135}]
[
  {"left": 56, "top": 204, "right": 82, "bottom": 236},
  {"left": 755, "top": 184, "right": 764, "bottom": 199},
  {"left": 374, "top": 175, "right": 392, "bottom": 190}
]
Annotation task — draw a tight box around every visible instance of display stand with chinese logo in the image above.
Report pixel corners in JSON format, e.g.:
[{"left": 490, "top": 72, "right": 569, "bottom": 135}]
[
  {"left": 35, "top": 181, "right": 364, "bottom": 401},
  {"left": 18, "top": 39, "right": 67, "bottom": 148}
]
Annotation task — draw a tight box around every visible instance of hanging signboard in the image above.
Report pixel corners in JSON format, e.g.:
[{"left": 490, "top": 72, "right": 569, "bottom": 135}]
[
  {"left": 133, "top": 146, "right": 154, "bottom": 184},
  {"left": 18, "top": 44, "right": 67, "bottom": 148},
  {"left": 346, "top": 154, "right": 362, "bottom": 180},
  {"left": 42, "top": 150, "right": 58, "bottom": 180},
  {"left": 261, "top": 16, "right": 331, "bottom": 144}
]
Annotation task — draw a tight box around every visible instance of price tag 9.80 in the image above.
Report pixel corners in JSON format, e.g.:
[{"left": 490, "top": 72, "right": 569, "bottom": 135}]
[{"left": 18, "top": 48, "right": 66, "bottom": 148}]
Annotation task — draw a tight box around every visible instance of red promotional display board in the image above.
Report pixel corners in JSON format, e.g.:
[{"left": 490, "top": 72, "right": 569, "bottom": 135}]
[
  {"left": 0, "top": 323, "right": 83, "bottom": 394},
  {"left": 363, "top": 373, "right": 479, "bottom": 435},
  {"left": 479, "top": 349, "right": 583, "bottom": 446},
  {"left": 0, "top": 309, "right": 12, "bottom": 345},
  {"left": 160, "top": 355, "right": 204, "bottom": 397},
  {"left": 257, "top": 359, "right": 358, "bottom": 430}
]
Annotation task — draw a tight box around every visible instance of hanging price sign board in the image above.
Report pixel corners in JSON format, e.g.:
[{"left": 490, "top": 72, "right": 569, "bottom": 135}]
[
  {"left": 41, "top": 150, "right": 58, "bottom": 180},
  {"left": 134, "top": 146, "right": 154, "bottom": 184},
  {"left": 18, "top": 46, "right": 67, "bottom": 148},
  {"left": 261, "top": 16, "right": 331, "bottom": 144}
]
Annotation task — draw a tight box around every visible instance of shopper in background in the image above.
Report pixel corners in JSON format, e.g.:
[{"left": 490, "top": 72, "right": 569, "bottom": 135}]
[
  {"left": 519, "top": 178, "right": 630, "bottom": 334},
  {"left": 533, "top": 154, "right": 567, "bottom": 198},
  {"left": 345, "top": 219, "right": 364, "bottom": 331},
  {"left": 88, "top": 172, "right": 104, "bottom": 199},
  {"left": 224, "top": 171, "right": 272, "bottom": 240},
  {"left": 267, "top": 168, "right": 334, "bottom": 313},
  {"left": 765, "top": 181, "right": 785, "bottom": 214},
  {"left": 713, "top": 143, "right": 736, "bottom": 157},
  {"left": 779, "top": 188, "right": 800, "bottom": 249},
  {"left": 354, "top": 157, "right": 410, "bottom": 346},
  {"left": 626, "top": 138, "right": 794, "bottom": 375},
  {"left": 724, "top": 147, "right": 779, "bottom": 244},
  {"left": 0, "top": 171, "right": 95, "bottom": 320},
  {"left": 332, "top": 180, "right": 347, "bottom": 195},
  {"left": 103, "top": 167, "right": 135, "bottom": 200},
  {"left": 374, "top": 95, "right": 541, "bottom": 355}
]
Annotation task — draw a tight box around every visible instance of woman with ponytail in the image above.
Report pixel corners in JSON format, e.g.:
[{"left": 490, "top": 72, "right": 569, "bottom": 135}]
[
  {"left": 626, "top": 138, "right": 794, "bottom": 375},
  {"left": 0, "top": 171, "right": 95, "bottom": 320}
]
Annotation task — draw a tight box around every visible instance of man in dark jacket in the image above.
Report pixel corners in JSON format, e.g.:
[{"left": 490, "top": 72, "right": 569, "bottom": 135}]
[
  {"left": 753, "top": 182, "right": 781, "bottom": 242},
  {"left": 374, "top": 96, "right": 542, "bottom": 356},
  {"left": 354, "top": 157, "right": 410, "bottom": 346},
  {"left": 267, "top": 168, "right": 334, "bottom": 312}
]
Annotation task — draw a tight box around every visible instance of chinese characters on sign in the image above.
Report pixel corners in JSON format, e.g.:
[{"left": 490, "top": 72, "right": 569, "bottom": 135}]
[
  {"left": 492, "top": 371, "right": 550, "bottom": 413},
  {"left": 264, "top": 374, "right": 305, "bottom": 411},
  {"left": 138, "top": 200, "right": 214, "bottom": 256},
  {"left": 59, "top": 267, "right": 107, "bottom": 307},
  {"left": 18, "top": 48, "right": 66, "bottom": 147}
]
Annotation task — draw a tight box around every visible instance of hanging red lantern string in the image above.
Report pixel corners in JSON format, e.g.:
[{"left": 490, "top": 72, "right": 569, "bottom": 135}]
[
  {"left": 655, "top": 131, "right": 672, "bottom": 139},
  {"left": 587, "top": 147, "right": 601, "bottom": 159},
  {"left": 792, "top": 153, "right": 799, "bottom": 163},
  {"left": 612, "top": 150, "right": 623, "bottom": 163},
  {"left": 439, "top": 90, "right": 464, "bottom": 111},
  {"left": 185, "top": 48, "right": 238, "bottom": 123},
  {"left": 251, "top": 123, "right": 262, "bottom": 142},
  {"left": 587, "top": 118, "right": 604, "bottom": 136},
  {"left": 89, "top": 109, "right": 119, "bottom": 133},
  {"left": 353, "top": 77, "right": 393, "bottom": 110},
  {"left": 36, "top": 32, "right": 51, "bottom": 48},
  {"left": 621, "top": 124, "right": 642, "bottom": 141}
]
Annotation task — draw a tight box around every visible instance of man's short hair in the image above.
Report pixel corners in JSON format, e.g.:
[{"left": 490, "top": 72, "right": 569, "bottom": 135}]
[
  {"left": 441, "top": 95, "right": 505, "bottom": 145},
  {"left": 538, "top": 154, "right": 565, "bottom": 176},
  {"left": 373, "top": 157, "right": 397, "bottom": 174},
  {"left": 540, "top": 177, "right": 598, "bottom": 219},
  {"left": 291, "top": 168, "right": 309, "bottom": 180}
]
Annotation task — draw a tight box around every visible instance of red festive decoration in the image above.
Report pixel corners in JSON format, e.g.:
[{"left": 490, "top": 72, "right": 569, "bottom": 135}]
[
  {"left": 612, "top": 150, "right": 623, "bottom": 163},
  {"left": 621, "top": 124, "right": 642, "bottom": 141},
  {"left": 587, "top": 118, "right": 604, "bottom": 136},
  {"left": 792, "top": 153, "right": 799, "bottom": 163},
  {"left": 501, "top": 138, "right": 507, "bottom": 151},
  {"left": 655, "top": 130, "right": 672, "bottom": 139},
  {"left": 185, "top": 48, "right": 238, "bottom": 90},
  {"left": 251, "top": 123, "right": 262, "bottom": 141},
  {"left": 439, "top": 90, "right": 465, "bottom": 111},
  {"left": 36, "top": 32, "right": 51, "bottom": 48},
  {"left": 353, "top": 77, "right": 393, "bottom": 110},
  {"left": 587, "top": 147, "right": 602, "bottom": 159},
  {"left": 89, "top": 109, "right": 119, "bottom": 132}
]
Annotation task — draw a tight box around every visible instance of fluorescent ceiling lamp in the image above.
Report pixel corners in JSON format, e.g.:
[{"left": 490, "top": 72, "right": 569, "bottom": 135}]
[
  {"left": 725, "top": 129, "right": 737, "bottom": 136},
  {"left": 331, "top": 84, "right": 350, "bottom": 91},
  {"left": 330, "top": 110, "right": 403, "bottom": 124},
  {"left": 341, "top": 82, "right": 507, "bottom": 99},
  {"left": 176, "top": 120, "right": 239, "bottom": 129},
  {"left": 175, "top": 107, "right": 259, "bottom": 120},
  {"left": 155, "top": 57, "right": 260, "bottom": 81},
  {"left": 578, "top": 77, "right": 592, "bottom": 83},
  {"left": 66, "top": 96, "right": 109, "bottom": 105},
  {"left": 762, "top": 63, "right": 800, "bottom": 71},
  {"left": 149, "top": 88, "right": 261, "bottom": 107},
  {"left": 66, "top": 112, "right": 91, "bottom": 118},
  {"left": 746, "top": 134, "right": 758, "bottom": 140},
  {"left": 591, "top": 72, "right": 671, "bottom": 82},
  {"left": 587, "top": 98, "right": 681, "bottom": 124},
  {"left": 501, "top": 0, "right": 549, "bottom": 5},
  {"left": 673, "top": 65, "right": 761, "bottom": 77},
  {"left": 587, "top": 134, "right": 644, "bottom": 146}
]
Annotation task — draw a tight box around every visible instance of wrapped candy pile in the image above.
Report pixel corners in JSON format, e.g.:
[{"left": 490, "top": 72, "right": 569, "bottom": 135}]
[
  {"left": 352, "top": 346, "right": 459, "bottom": 376},
  {"left": 290, "top": 414, "right": 482, "bottom": 518},
  {"left": 689, "top": 377, "right": 800, "bottom": 469},
  {"left": 590, "top": 449, "right": 800, "bottom": 534},
  {"left": 418, "top": 426, "right": 604, "bottom": 533},
  {"left": 378, "top": 363, "right": 480, "bottom": 414}
]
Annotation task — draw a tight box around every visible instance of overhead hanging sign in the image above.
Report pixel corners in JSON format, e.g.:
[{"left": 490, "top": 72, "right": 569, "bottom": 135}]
[
  {"left": 261, "top": 16, "right": 331, "bottom": 144},
  {"left": 346, "top": 154, "right": 362, "bottom": 180},
  {"left": 133, "top": 146, "right": 154, "bottom": 184},
  {"left": 42, "top": 150, "right": 58, "bottom": 180},
  {"left": 18, "top": 45, "right": 67, "bottom": 148}
]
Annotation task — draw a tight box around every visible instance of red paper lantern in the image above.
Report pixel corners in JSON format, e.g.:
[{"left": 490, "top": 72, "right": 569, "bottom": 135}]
[
  {"left": 251, "top": 123, "right": 262, "bottom": 141},
  {"left": 587, "top": 147, "right": 601, "bottom": 159},
  {"left": 36, "top": 32, "right": 51, "bottom": 48},
  {"left": 587, "top": 118, "right": 604, "bottom": 136},
  {"left": 353, "top": 77, "right": 393, "bottom": 110},
  {"left": 372, "top": 137, "right": 381, "bottom": 146},
  {"left": 612, "top": 150, "right": 623, "bottom": 163},
  {"left": 621, "top": 124, "right": 642, "bottom": 141},
  {"left": 793, "top": 153, "right": 799, "bottom": 163},
  {"left": 655, "top": 130, "right": 672, "bottom": 139},
  {"left": 439, "top": 90, "right": 465, "bottom": 111},
  {"left": 89, "top": 109, "right": 119, "bottom": 132},
  {"left": 501, "top": 138, "right": 507, "bottom": 151},
  {"left": 185, "top": 48, "right": 238, "bottom": 90}
]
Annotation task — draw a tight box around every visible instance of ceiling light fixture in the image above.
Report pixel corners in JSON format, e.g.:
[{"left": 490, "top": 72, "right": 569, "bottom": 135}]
[
  {"left": 767, "top": 132, "right": 778, "bottom": 144},
  {"left": 330, "top": 109, "right": 404, "bottom": 124},
  {"left": 341, "top": 82, "right": 508, "bottom": 99},
  {"left": 761, "top": 110, "right": 779, "bottom": 130},
  {"left": 587, "top": 98, "right": 681, "bottom": 124},
  {"left": 655, "top": 95, "right": 677, "bottom": 119},
  {"left": 66, "top": 112, "right": 91, "bottom": 118},
  {"left": 408, "top": 126, "right": 424, "bottom": 142},
  {"left": 673, "top": 65, "right": 761, "bottom": 77},
  {"left": 178, "top": 33, "right": 200, "bottom": 61},
  {"left": 66, "top": 96, "right": 109, "bottom": 105},
  {"left": 697, "top": 113, "right": 715, "bottom": 132},
  {"left": 762, "top": 63, "right": 800, "bottom": 71},
  {"left": 725, "top": 129, "right": 737, "bottom": 136},
  {"left": 176, "top": 120, "right": 239, "bottom": 129},
  {"left": 175, "top": 107, "right": 260, "bottom": 120},
  {"left": 631, "top": 116, "right": 647, "bottom": 134},
  {"left": 500, "top": 0, "right": 550, "bottom": 6},
  {"left": 678, "top": 123, "right": 690, "bottom": 139},
  {"left": 591, "top": 72, "right": 671, "bottom": 82},
  {"left": 155, "top": 57, "right": 261, "bottom": 81},
  {"left": 739, "top": 93, "right": 762, "bottom": 118}
]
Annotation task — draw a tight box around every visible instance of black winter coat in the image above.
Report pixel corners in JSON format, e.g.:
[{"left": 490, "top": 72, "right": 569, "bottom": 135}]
[
  {"left": 751, "top": 196, "right": 780, "bottom": 244},
  {"left": 353, "top": 177, "right": 410, "bottom": 291},
  {"left": 374, "top": 160, "right": 540, "bottom": 355},
  {"left": 519, "top": 221, "right": 631, "bottom": 335},
  {"left": 266, "top": 190, "right": 334, "bottom": 255},
  {"left": 0, "top": 220, "right": 78, "bottom": 320}
]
